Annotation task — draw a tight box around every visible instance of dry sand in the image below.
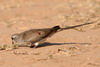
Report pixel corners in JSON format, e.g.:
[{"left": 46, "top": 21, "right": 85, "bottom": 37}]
[{"left": 0, "top": 0, "right": 100, "bottom": 67}]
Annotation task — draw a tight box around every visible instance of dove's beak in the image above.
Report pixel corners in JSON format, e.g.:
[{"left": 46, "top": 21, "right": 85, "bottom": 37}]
[
  {"left": 11, "top": 37, "right": 14, "bottom": 44},
  {"left": 12, "top": 40, "right": 14, "bottom": 44}
]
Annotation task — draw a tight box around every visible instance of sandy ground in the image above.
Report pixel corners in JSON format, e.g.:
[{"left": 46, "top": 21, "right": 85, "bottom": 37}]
[{"left": 0, "top": 0, "right": 100, "bottom": 67}]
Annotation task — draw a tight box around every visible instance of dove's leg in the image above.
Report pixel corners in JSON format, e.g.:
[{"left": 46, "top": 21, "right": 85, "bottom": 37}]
[
  {"left": 34, "top": 42, "right": 39, "bottom": 48},
  {"left": 30, "top": 38, "right": 47, "bottom": 48},
  {"left": 30, "top": 42, "right": 39, "bottom": 48}
]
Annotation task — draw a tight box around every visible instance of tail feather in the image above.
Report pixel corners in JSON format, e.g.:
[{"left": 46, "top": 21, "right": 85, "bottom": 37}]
[
  {"left": 59, "top": 22, "right": 94, "bottom": 32},
  {"left": 53, "top": 25, "right": 61, "bottom": 30}
]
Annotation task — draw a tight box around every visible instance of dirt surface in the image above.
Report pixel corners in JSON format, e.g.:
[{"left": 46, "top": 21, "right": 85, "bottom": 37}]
[{"left": 0, "top": 0, "right": 100, "bottom": 67}]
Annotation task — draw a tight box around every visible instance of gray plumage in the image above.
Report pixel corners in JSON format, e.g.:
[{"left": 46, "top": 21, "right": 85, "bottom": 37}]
[{"left": 11, "top": 22, "right": 94, "bottom": 48}]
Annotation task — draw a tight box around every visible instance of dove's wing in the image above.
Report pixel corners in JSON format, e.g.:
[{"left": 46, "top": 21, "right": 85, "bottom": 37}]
[{"left": 22, "top": 28, "right": 54, "bottom": 43}]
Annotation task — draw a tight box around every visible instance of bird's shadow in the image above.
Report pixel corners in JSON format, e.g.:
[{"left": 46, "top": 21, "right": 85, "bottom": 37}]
[{"left": 38, "top": 42, "right": 91, "bottom": 48}]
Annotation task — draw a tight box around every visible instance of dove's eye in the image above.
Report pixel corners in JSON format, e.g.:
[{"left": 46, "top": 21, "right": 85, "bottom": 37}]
[
  {"left": 11, "top": 34, "right": 18, "bottom": 40},
  {"left": 11, "top": 35, "right": 16, "bottom": 40},
  {"left": 11, "top": 37, "right": 14, "bottom": 40}
]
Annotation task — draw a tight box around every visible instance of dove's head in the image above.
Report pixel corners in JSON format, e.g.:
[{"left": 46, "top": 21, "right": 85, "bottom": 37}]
[{"left": 11, "top": 34, "right": 19, "bottom": 44}]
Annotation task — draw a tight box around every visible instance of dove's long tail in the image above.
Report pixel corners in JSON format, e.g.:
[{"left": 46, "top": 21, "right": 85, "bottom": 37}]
[
  {"left": 56, "top": 22, "right": 94, "bottom": 32},
  {"left": 53, "top": 25, "right": 61, "bottom": 31},
  {"left": 41, "top": 22, "right": 94, "bottom": 39}
]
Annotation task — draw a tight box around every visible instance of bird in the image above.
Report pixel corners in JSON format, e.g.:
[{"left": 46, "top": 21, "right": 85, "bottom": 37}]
[{"left": 11, "top": 22, "right": 94, "bottom": 48}]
